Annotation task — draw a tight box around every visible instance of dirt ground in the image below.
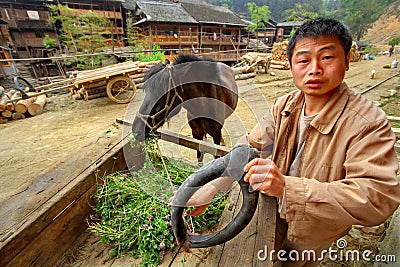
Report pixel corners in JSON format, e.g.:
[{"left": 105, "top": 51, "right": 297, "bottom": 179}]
[{"left": 1, "top": 54, "right": 399, "bottom": 266}]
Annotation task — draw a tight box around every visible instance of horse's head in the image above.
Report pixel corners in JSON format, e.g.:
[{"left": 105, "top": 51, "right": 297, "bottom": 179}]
[{"left": 132, "top": 58, "right": 182, "bottom": 141}]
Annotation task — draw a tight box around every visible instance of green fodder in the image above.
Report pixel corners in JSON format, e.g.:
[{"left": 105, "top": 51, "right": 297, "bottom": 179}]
[{"left": 89, "top": 135, "right": 227, "bottom": 266}]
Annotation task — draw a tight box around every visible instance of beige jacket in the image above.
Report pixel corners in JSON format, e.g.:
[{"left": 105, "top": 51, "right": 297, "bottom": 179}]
[{"left": 245, "top": 82, "right": 400, "bottom": 245}]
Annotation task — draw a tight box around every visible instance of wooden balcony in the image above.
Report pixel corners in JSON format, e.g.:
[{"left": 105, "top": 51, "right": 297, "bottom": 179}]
[
  {"left": 151, "top": 35, "right": 199, "bottom": 45},
  {"left": 201, "top": 34, "right": 242, "bottom": 46},
  {"left": 60, "top": 9, "right": 122, "bottom": 19}
]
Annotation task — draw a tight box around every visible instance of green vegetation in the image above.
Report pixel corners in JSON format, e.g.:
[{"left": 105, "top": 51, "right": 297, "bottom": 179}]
[
  {"left": 206, "top": 0, "right": 398, "bottom": 41},
  {"left": 245, "top": 2, "right": 271, "bottom": 30},
  {"left": 134, "top": 44, "right": 165, "bottom": 62},
  {"left": 43, "top": 35, "right": 57, "bottom": 50},
  {"left": 389, "top": 36, "right": 400, "bottom": 46},
  {"left": 48, "top": 4, "right": 112, "bottom": 69},
  {"left": 89, "top": 135, "right": 227, "bottom": 266}
]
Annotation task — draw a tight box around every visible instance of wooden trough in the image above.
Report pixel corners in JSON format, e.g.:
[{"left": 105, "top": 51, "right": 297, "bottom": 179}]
[
  {"left": 2, "top": 115, "right": 398, "bottom": 266},
  {"left": 0, "top": 118, "right": 276, "bottom": 267}
]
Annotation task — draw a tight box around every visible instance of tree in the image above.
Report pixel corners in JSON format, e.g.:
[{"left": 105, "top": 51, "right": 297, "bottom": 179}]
[
  {"left": 48, "top": 4, "right": 111, "bottom": 55},
  {"left": 342, "top": 0, "right": 389, "bottom": 40},
  {"left": 245, "top": 2, "right": 271, "bottom": 31},
  {"left": 282, "top": 3, "right": 320, "bottom": 21}
]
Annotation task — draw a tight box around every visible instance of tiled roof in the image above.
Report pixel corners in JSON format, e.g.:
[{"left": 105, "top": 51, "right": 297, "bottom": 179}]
[
  {"left": 125, "top": 0, "right": 197, "bottom": 23},
  {"left": 181, "top": 1, "right": 248, "bottom": 26},
  {"left": 125, "top": 0, "right": 249, "bottom": 26}
]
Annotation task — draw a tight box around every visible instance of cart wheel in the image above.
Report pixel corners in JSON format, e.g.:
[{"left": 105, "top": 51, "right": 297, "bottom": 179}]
[{"left": 106, "top": 76, "right": 136, "bottom": 104}]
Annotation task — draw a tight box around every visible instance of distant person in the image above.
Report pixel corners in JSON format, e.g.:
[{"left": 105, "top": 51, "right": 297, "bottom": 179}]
[
  {"left": 184, "top": 17, "right": 400, "bottom": 266},
  {"left": 389, "top": 45, "right": 394, "bottom": 57}
]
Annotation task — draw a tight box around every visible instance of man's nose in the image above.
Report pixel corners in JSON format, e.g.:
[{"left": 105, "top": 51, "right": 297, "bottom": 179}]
[{"left": 309, "top": 60, "right": 322, "bottom": 75}]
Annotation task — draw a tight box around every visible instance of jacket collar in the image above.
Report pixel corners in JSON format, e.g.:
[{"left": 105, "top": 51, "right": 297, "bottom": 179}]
[{"left": 283, "top": 83, "right": 351, "bottom": 135}]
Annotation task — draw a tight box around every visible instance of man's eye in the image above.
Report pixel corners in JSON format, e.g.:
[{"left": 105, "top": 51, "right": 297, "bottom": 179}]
[
  {"left": 323, "top": 55, "right": 333, "bottom": 60},
  {"left": 298, "top": 59, "right": 308, "bottom": 64}
]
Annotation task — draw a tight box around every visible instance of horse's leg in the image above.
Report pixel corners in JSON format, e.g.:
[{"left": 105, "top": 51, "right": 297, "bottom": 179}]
[
  {"left": 189, "top": 120, "right": 206, "bottom": 163},
  {"left": 207, "top": 123, "right": 223, "bottom": 159}
]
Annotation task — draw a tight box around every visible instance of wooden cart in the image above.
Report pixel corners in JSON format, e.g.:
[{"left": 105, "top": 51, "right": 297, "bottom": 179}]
[{"left": 71, "top": 60, "right": 160, "bottom": 104}]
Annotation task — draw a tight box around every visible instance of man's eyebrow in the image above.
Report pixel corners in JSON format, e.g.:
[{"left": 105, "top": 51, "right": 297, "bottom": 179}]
[{"left": 294, "top": 45, "right": 336, "bottom": 57}]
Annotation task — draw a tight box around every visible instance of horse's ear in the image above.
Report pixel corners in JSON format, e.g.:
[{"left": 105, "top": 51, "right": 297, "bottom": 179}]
[{"left": 163, "top": 59, "right": 171, "bottom": 66}]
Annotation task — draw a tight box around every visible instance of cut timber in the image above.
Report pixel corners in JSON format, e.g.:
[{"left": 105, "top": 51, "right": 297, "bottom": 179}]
[
  {"left": 235, "top": 72, "right": 257, "bottom": 80},
  {"left": 5, "top": 91, "right": 20, "bottom": 111},
  {"left": 15, "top": 97, "right": 36, "bottom": 113},
  {"left": 28, "top": 95, "right": 46, "bottom": 116},
  {"left": 1, "top": 110, "right": 12, "bottom": 118},
  {"left": 12, "top": 112, "right": 26, "bottom": 120}
]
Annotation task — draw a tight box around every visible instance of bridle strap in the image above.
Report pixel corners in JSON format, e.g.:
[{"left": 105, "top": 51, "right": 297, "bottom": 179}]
[{"left": 136, "top": 67, "right": 184, "bottom": 131}]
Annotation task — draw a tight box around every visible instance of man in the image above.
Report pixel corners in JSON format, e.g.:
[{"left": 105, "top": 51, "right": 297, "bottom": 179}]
[
  {"left": 389, "top": 45, "right": 394, "bottom": 57},
  {"left": 187, "top": 17, "right": 400, "bottom": 266}
]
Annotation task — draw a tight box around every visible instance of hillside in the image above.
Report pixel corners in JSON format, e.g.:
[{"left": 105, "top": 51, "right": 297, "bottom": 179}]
[{"left": 358, "top": 1, "right": 400, "bottom": 45}]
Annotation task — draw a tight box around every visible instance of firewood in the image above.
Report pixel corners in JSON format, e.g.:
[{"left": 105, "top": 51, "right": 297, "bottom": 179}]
[
  {"left": 0, "top": 90, "right": 16, "bottom": 111},
  {"left": 270, "top": 64, "right": 289, "bottom": 70},
  {"left": 28, "top": 94, "right": 46, "bottom": 116},
  {"left": 0, "top": 86, "right": 4, "bottom": 97},
  {"left": 235, "top": 72, "right": 256, "bottom": 80},
  {"left": 73, "top": 92, "right": 108, "bottom": 100},
  {"left": 0, "top": 117, "right": 8, "bottom": 124},
  {"left": 12, "top": 112, "right": 26, "bottom": 120},
  {"left": 15, "top": 96, "right": 37, "bottom": 113},
  {"left": 1, "top": 109, "right": 12, "bottom": 118}
]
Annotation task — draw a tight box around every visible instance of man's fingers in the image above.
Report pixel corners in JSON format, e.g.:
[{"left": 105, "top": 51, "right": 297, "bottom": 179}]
[{"left": 188, "top": 204, "right": 209, "bottom": 216}]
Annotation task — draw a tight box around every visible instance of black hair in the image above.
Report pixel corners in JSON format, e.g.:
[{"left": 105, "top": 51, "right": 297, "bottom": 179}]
[{"left": 286, "top": 17, "right": 353, "bottom": 66}]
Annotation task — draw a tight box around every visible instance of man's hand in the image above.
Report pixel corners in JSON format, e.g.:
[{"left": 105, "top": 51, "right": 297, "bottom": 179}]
[
  {"left": 170, "top": 176, "right": 234, "bottom": 216},
  {"left": 243, "top": 158, "right": 285, "bottom": 198}
]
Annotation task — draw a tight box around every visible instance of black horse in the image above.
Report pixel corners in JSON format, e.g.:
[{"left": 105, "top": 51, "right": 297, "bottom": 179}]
[{"left": 131, "top": 54, "right": 238, "bottom": 162}]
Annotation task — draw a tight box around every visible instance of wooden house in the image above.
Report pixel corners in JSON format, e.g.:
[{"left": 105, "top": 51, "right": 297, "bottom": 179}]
[
  {"left": 124, "top": 0, "right": 250, "bottom": 62},
  {"left": 0, "top": 0, "right": 58, "bottom": 59},
  {"left": 56, "top": 0, "right": 125, "bottom": 48},
  {"left": 275, "top": 21, "right": 304, "bottom": 42},
  {"left": 256, "top": 19, "right": 278, "bottom": 45}
]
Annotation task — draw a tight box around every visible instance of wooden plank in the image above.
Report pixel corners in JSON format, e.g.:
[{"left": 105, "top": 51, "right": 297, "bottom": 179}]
[
  {"left": 0, "top": 132, "right": 130, "bottom": 266},
  {"left": 116, "top": 118, "right": 231, "bottom": 157},
  {"left": 395, "top": 144, "right": 400, "bottom": 154},
  {"left": 74, "top": 61, "right": 140, "bottom": 85},
  {"left": 6, "top": 184, "right": 96, "bottom": 267},
  {"left": 393, "top": 127, "right": 400, "bottom": 139},
  {"left": 199, "top": 184, "right": 242, "bottom": 266},
  {"left": 217, "top": 188, "right": 258, "bottom": 266},
  {"left": 252, "top": 196, "right": 276, "bottom": 266},
  {"left": 197, "top": 186, "right": 276, "bottom": 267},
  {"left": 388, "top": 116, "right": 400, "bottom": 124}
]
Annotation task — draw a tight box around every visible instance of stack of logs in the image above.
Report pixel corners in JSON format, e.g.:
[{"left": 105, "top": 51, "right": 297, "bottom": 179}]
[
  {"left": 232, "top": 52, "right": 272, "bottom": 80},
  {"left": 69, "top": 60, "right": 161, "bottom": 101},
  {"left": 270, "top": 41, "right": 290, "bottom": 70},
  {"left": 350, "top": 42, "right": 361, "bottom": 62},
  {"left": 0, "top": 86, "right": 47, "bottom": 123}
]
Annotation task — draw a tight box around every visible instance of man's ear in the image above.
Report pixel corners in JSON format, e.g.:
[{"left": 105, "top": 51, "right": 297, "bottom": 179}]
[{"left": 345, "top": 53, "right": 350, "bottom": 71}]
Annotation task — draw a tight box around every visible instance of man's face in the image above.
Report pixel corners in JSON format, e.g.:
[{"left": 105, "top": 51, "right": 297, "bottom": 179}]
[{"left": 290, "top": 36, "right": 350, "bottom": 98}]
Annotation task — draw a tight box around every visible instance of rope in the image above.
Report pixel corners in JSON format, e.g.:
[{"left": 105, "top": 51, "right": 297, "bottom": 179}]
[{"left": 136, "top": 67, "right": 183, "bottom": 131}]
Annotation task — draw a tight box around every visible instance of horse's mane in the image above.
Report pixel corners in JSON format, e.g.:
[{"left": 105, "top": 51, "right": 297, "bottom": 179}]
[
  {"left": 172, "top": 54, "right": 215, "bottom": 65},
  {"left": 144, "top": 54, "right": 215, "bottom": 81}
]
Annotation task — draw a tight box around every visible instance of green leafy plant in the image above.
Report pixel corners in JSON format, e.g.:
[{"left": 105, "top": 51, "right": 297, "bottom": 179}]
[
  {"left": 135, "top": 44, "right": 165, "bottom": 62},
  {"left": 43, "top": 35, "right": 57, "bottom": 50},
  {"left": 89, "top": 135, "right": 227, "bottom": 266},
  {"left": 388, "top": 36, "right": 400, "bottom": 46}
]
